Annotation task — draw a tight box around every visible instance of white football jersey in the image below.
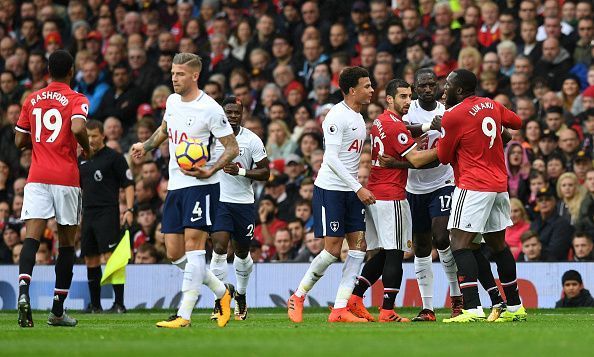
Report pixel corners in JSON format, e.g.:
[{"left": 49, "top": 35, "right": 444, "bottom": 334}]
[
  {"left": 403, "top": 100, "right": 454, "bottom": 194},
  {"left": 215, "top": 127, "right": 267, "bottom": 204},
  {"left": 315, "top": 101, "right": 366, "bottom": 192},
  {"left": 164, "top": 92, "right": 233, "bottom": 191}
]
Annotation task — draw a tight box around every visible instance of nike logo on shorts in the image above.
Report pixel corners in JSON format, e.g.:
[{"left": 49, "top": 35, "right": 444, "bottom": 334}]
[{"left": 108, "top": 243, "right": 117, "bottom": 249}]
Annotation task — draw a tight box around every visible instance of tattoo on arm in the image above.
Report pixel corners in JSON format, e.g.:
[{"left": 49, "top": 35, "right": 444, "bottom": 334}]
[
  {"left": 143, "top": 121, "right": 168, "bottom": 152},
  {"left": 211, "top": 134, "right": 239, "bottom": 173}
]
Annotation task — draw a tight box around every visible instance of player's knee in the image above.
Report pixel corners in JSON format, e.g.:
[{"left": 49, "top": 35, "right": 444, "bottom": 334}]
[
  {"left": 212, "top": 242, "right": 227, "bottom": 255},
  {"left": 433, "top": 233, "right": 450, "bottom": 251},
  {"left": 84, "top": 255, "right": 100, "bottom": 267},
  {"left": 413, "top": 236, "right": 432, "bottom": 257},
  {"left": 234, "top": 246, "right": 249, "bottom": 259}
]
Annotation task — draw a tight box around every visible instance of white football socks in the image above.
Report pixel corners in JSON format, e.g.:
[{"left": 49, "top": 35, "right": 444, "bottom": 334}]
[
  {"left": 414, "top": 255, "right": 434, "bottom": 311},
  {"left": 438, "top": 247, "right": 462, "bottom": 297},
  {"left": 177, "top": 250, "right": 205, "bottom": 320},
  {"left": 295, "top": 250, "right": 337, "bottom": 298},
  {"left": 210, "top": 252, "right": 228, "bottom": 282},
  {"left": 233, "top": 254, "right": 254, "bottom": 295},
  {"left": 172, "top": 254, "right": 187, "bottom": 271},
  {"left": 203, "top": 268, "right": 226, "bottom": 299},
  {"left": 334, "top": 250, "right": 365, "bottom": 309}
]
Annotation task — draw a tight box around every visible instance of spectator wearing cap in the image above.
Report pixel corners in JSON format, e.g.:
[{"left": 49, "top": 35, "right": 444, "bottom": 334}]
[
  {"left": 74, "top": 60, "right": 111, "bottom": 118},
  {"left": 284, "top": 154, "right": 305, "bottom": 189},
  {"left": 581, "top": 87, "right": 594, "bottom": 114},
  {"left": 254, "top": 195, "right": 288, "bottom": 260},
  {"left": 573, "top": 150, "right": 593, "bottom": 185},
  {"left": 86, "top": 30, "right": 104, "bottom": 65},
  {"left": 517, "top": 230, "right": 547, "bottom": 261},
  {"left": 67, "top": 20, "right": 91, "bottom": 58},
  {"left": 555, "top": 270, "right": 594, "bottom": 307},
  {"left": 572, "top": 232, "right": 594, "bottom": 261},
  {"left": 265, "top": 173, "right": 298, "bottom": 223},
  {"left": 284, "top": 81, "right": 306, "bottom": 110},
  {"left": 538, "top": 129, "right": 560, "bottom": 162},
  {"left": 96, "top": 62, "right": 144, "bottom": 124},
  {"left": 308, "top": 75, "right": 333, "bottom": 111},
  {"left": 531, "top": 186, "right": 574, "bottom": 260},
  {"left": 43, "top": 31, "right": 62, "bottom": 57}
]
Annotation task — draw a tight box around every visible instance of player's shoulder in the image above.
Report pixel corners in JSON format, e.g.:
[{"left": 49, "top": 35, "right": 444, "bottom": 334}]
[{"left": 241, "top": 127, "right": 262, "bottom": 141}]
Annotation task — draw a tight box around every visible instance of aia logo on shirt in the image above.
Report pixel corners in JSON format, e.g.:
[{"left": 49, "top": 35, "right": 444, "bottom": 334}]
[
  {"left": 348, "top": 139, "right": 364, "bottom": 153},
  {"left": 168, "top": 128, "right": 189, "bottom": 144}
]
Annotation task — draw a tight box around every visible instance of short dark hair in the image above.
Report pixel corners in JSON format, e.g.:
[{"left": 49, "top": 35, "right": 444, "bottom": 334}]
[
  {"left": 86, "top": 119, "right": 103, "bottom": 133},
  {"left": 546, "top": 106, "right": 563, "bottom": 115},
  {"left": 260, "top": 194, "right": 277, "bottom": 207},
  {"left": 295, "top": 198, "right": 312, "bottom": 209},
  {"left": 520, "top": 230, "right": 539, "bottom": 243},
  {"left": 222, "top": 95, "right": 242, "bottom": 107},
  {"left": 562, "top": 269, "right": 583, "bottom": 285},
  {"left": 573, "top": 232, "right": 593, "bottom": 243},
  {"left": 338, "top": 66, "right": 369, "bottom": 95},
  {"left": 288, "top": 218, "right": 304, "bottom": 227},
  {"left": 270, "top": 100, "right": 286, "bottom": 111},
  {"left": 451, "top": 69, "right": 477, "bottom": 94},
  {"left": 385, "top": 78, "right": 410, "bottom": 97},
  {"left": 414, "top": 68, "right": 436, "bottom": 83},
  {"left": 137, "top": 202, "right": 155, "bottom": 213},
  {"left": 48, "top": 50, "right": 73, "bottom": 79},
  {"left": 113, "top": 61, "right": 131, "bottom": 72}
]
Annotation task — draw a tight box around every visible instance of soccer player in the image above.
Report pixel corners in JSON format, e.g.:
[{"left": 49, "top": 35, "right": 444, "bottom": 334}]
[
  {"left": 403, "top": 69, "right": 463, "bottom": 321},
  {"left": 347, "top": 79, "right": 439, "bottom": 323},
  {"left": 79, "top": 119, "right": 134, "bottom": 314},
  {"left": 209, "top": 96, "right": 270, "bottom": 320},
  {"left": 131, "top": 53, "right": 239, "bottom": 328},
  {"left": 436, "top": 69, "right": 527, "bottom": 323},
  {"left": 287, "top": 66, "right": 376, "bottom": 323},
  {"left": 16, "top": 50, "right": 91, "bottom": 327}
]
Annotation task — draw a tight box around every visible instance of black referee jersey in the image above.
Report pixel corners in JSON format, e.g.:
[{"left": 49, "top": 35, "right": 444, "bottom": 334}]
[{"left": 79, "top": 146, "right": 134, "bottom": 208}]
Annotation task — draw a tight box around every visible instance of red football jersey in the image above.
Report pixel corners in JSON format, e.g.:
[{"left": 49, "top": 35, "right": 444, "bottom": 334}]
[
  {"left": 16, "top": 81, "right": 89, "bottom": 187},
  {"left": 437, "top": 96, "right": 522, "bottom": 192},
  {"left": 367, "top": 110, "right": 416, "bottom": 200}
]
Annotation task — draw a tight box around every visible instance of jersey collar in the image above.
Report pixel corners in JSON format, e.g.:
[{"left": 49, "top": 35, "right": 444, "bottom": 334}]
[{"left": 384, "top": 109, "right": 403, "bottom": 122}]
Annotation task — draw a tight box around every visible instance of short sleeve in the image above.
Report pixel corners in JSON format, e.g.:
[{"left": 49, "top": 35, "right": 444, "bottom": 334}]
[
  {"left": 496, "top": 101, "right": 522, "bottom": 130},
  {"left": 208, "top": 104, "right": 234, "bottom": 138},
  {"left": 321, "top": 109, "right": 344, "bottom": 146},
  {"left": 390, "top": 122, "right": 417, "bottom": 157},
  {"left": 113, "top": 152, "right": 134, "bottom": 188},
  {"left": 250, "top": 134, "right": 267, "bottom": 163},
  {"left": 163, "top": 95, "right": 174, "bottom": 123},
  {"left": 16, "top": 100, "right": 31, "bottom": 134},
  {"left": 71, "top": 95, "right": 90, "bottom": 121}
]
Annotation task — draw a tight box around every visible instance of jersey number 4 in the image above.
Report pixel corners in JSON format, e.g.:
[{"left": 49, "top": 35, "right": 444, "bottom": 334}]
[{"left": 32, "top": 108, "right": 62, "bottom": 143}]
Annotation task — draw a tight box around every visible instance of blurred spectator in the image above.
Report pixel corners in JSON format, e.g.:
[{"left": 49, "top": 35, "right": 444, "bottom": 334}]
[
  {"left": 35, "top": 239, "right": 53, "bottom": 265},
  {"left": 294, "top": 199, "right": 313, "bottom": 232},
  {"left": 266, "top": 120, "right": 297, "bottom": 160},
  {"left": 1, "top": 223, "right": 20, "bottom": 263},
  {"left": 572, "top": 232, "right": 594, "bottom": 261},
  {"left": 254, "top": 195, "right": 287, "bottom": 259},
  {"left": 96, "top": 62, "right": 144, "bottom": 123},
  {"left": 555, "top": 270, "right": 594, "bottom": 308},
  {"left": 133, "top": 203, "right": 157, "bottom": 253},
  {"left": 0, "top": 70, "right": 25, "bottom": 111},
  {"left": 517, "top": 230, "right": 547, "bottom": 262},
  {"left": 264, "top": 174, "right": 297, "bottom": 222},
  {"left": 75, "top": 60, "right": 110, "bottom": 117},
  {"left": 271, "top": 228, "right": 296, "bottom": 262},
  {"left": 556, "top": 172, "right": 586, "bottom": 225},
  {"left": 506, "top": 198, "right": 531, "bottom": 260},
  {"left": 506, "top": 142, "right": 531, "bottom": 200},
  {"left": 531, "top": 186, "right": 574, "bottom": 260},
  {"left": 134, "top": 242, "right": 160, "bottom": 264},
  {"left": 287, "top": 218, "right": 305, "bottom": 252},
  {"left": 11, "top": 242, "right": 22, "bottom": 264},
  {"left": 293, "top": 231, "right": 324, "bottom": 262},
  {"left": 250, "top": 239, "right": 264, "bottom": 263},
  {"left": 576, "top": 170, "right": 594, "bottom": 236}
]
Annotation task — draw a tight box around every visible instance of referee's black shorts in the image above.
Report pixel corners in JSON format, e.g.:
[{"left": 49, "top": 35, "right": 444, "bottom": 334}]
[{"left": 81, "top": 205, "right": 121, "bottom": 257}]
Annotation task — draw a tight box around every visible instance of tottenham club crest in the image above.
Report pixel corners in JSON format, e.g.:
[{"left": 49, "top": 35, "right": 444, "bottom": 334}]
[
  {"left": 239, "top": 148, "right": 246, "bottom": 156},
  {"left": 94, "top": 170, "right": 103, "bottom": 182},
  {"left": 330, "top": 221, "right": 339, "bottom": 232},
  {"left": 186, "top": 116, "right": 196, "bottom": 127}
]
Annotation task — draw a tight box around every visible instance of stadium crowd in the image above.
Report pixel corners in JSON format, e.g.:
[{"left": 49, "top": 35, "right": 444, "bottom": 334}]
[{"left": 1, "top": 0, "right": 594, "bottom": 265}]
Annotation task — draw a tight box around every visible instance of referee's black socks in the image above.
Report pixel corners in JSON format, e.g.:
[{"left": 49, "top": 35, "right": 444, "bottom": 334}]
[
  {"left": 452, "top": 248, "right": 481, "bottom": 309},
  {"left": 87, "top": 266, "right": 102, "bottom": 309},
  {"left": 52, "top": 246, "right": 75, "bottom": 317},
  {"left": 18, "top": 238, "right": 40, "bottom": 297},
  {"left": 113, "top": 284, "right": 124, "bottom": 306}
]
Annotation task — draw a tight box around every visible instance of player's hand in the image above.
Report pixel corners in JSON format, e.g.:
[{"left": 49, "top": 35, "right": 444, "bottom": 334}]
[
  {"left": 122, "top": 210, "right": 133, "bottom": 227},
  {"left": 180, "top": 166, "right": 215, "bottom": 179},
  {"left": 356, "top": 187, "right": 376, "bottom": 205},
  {"left": 223, "top": 163, "right": 239, "bottom": 175},
  {"left": 430, "top": 115, "right": 442, "bottom": 131},
  {"left": 259, "top": 206, "right": 270, "bottom": 223},
  {"left": 378, "top": 154, "right": 397, "bottom": 168},
  {"left": 131, "top": 142, "right": 146, "bottom": 159},
  {"left": 416, "top": 133, "right": 429, "bottom": 150}
]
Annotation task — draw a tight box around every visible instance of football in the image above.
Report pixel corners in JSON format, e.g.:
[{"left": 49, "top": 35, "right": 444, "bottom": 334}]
[{"left": 175, "top": 138, "right": 208, "bottom": 170}]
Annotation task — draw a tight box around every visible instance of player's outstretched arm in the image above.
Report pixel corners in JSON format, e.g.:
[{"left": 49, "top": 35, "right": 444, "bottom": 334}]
[
  {"left": 404, "top": 148, "right": 439, "bottom": 168},
  {"left": 132, "top": 121, "right": 168, "bottom": 158},
  {"left": 72, "top": 118, "right": 91, "bottom": 157},
  {"left": 378, "top": 154, "right": 439, "bottom": 169},
  {"left": 223, "top": 157, "right": 270, "bottom": 181},
  {"left": 405, "top": 115, "right": 442, "bottom": 138}
]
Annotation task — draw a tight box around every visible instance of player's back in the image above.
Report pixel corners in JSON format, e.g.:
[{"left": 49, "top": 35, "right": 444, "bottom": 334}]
[
  {"left": 368, "top": 110, "right": 415, "bottom": 200},
  {"left": 404, "top": 100, "right": 454, "bottom": 194},
  {"left": 315, "top": 102, "right": 366, "bottom": 191},
  {"left": 438, "top": 96, "right": 521, "bottom": 192},
  {"left": 16, "top": 81, "right": 89, "bottom": 187}
]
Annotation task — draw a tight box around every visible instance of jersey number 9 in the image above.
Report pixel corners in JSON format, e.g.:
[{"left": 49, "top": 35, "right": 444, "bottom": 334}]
[{"left": 482, "top": 116, "right": 496, "bottom": 149}]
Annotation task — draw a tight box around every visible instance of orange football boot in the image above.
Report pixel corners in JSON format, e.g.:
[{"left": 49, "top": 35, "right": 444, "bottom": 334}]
[
  {"left": 287, "top": 294, "right": 305, "bottom": 323},
  {"left": 328, "top": 307, "right": 368, "bottom": 323},
  {"left": 378, "top": 308, "right": 411, "bottom": 323},
  {"left": 347, "top": 295, "right": 375, "bottom": 322}
]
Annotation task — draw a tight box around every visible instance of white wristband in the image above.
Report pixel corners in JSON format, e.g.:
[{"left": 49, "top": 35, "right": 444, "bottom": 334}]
[
  {"left": 421, "top": 123, "right": 431, "bottom": 133},
  {"left": 238, "top": 168, "right": 247, "bottom": 176}
]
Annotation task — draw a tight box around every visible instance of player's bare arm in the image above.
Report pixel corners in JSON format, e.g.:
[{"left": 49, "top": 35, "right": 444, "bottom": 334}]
[
  {"left": 379, "top": 154, "right": 439, "bottom": 169},
  {"left": 223, "top": 157, "right": 270, "bottom": 181},
  {"left": 122, "top": 185, "right": 135, "bottom": 226},
  {"left": 182, "top": 133, "right": 239, "bottom": 179},
  {"left": 14, "top": 131, "right": 32, "bottom": 150},
  {"left": 404, "top": 147, "right": 438, "bottom": 168},
  {"left": 132, "top": 121, "right": 168, "bottom": 158},
  {"left": 72, "top": 118, "right": 92, "bottom": 157},
  {"left": 406, "top": 115, "right": 442, "bottom": 137}
]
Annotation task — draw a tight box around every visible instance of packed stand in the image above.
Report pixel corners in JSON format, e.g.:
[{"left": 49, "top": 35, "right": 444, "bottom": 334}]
[{"left": 1, "top": 0, "right": 594, "bottom": 264}]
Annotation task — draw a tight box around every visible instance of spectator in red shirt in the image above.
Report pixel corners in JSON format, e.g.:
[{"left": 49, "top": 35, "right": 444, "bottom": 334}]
[
  {"left": 478, "top": 1, "right": 500, "bottom": 48},
  {"left": 254, "top": 195, "right": 287, "bottom": 260},
  {"left": 506, "top": 198, "right": 531, "bottom": 259}
]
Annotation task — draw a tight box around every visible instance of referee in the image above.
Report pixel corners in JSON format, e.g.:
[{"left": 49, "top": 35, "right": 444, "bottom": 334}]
[{"left": 80, "top": 120, "right": 134, "bottom": 313}]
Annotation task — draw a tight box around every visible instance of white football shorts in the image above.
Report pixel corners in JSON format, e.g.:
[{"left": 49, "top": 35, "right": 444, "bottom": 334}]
[
  {"left": 366, "top": 199, "right": 412, "bottom": 252},
  {"left": 448, "top": 187, "right": 512, "bottom": 234},
  {"left": 21, "top": 183, "right": 82, "bottom": 225}
]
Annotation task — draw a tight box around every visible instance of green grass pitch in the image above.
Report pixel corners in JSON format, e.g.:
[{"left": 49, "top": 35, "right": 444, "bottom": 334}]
[{"left": 2, "top": 308, "right": 593, "bottom": 356}]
